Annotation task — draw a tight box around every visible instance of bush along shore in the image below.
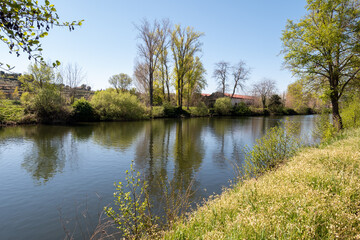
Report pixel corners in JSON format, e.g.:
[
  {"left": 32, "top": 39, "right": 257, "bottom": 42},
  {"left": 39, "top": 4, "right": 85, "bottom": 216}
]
[{"left": 0, "top": 93, "right": 319, "bottom": 127}]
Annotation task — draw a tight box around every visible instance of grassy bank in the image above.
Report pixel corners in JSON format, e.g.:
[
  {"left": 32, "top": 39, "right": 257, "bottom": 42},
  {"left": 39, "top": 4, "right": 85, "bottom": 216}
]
[{"left": 162, "top": 129, "right": 360, "bottom": 239}]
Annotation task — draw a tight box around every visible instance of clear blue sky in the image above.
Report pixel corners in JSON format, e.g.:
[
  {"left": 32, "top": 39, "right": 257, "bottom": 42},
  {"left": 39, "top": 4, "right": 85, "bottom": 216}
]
[{"left": 1, "top": 0, "right": 307, "bottom": 94}]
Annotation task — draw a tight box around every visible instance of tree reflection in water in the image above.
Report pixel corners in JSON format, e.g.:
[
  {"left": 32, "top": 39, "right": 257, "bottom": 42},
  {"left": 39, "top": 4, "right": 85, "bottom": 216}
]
[{"left": 21, "top": 126, "right": 69, "bottom": 184}]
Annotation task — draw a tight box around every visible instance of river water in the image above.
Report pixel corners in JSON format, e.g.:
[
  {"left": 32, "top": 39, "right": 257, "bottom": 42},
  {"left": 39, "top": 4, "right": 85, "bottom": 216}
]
[{"left": 0, "top": 115, "right": 318, "bottom": 239}]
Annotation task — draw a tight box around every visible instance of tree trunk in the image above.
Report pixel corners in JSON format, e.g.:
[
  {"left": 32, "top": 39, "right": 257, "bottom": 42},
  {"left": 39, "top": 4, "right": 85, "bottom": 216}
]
[
  {"left": 187, "top": 90, "right": 190, "bottom": 110},
  {"left": 161, "top": 70, "right": 165, "bottom": 99},
  {"left": 330, "top": 93, "right": 343, "bottom": 131},
  {"left": 178, "top": 78, "right": 183, "bottom": 108},
  {"left": 149, "top": 70, "right": 153, "bottom": 117},
  {"left": 165, "top": 67, "right": 170, "bottom": 102},
  {"left": 166, "top": 83, "right": 170, "bottom": 102},
  {"left": 262, "top": 96, "right": 266, "bottom": 111},
  {"left": 231, "top": 86, "right": 236, "bottom": 99},
  {"left": 177, "top": 77, "right": 181, "bottom": 106}
]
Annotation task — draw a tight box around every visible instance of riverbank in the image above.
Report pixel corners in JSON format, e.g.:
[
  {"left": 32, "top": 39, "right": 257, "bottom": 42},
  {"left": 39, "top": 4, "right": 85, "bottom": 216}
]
[
  {"left": 161, "top": 128, "right": 360, "bottom": 239},
  {"left": 0, "top": 99, "right": 316, "bottom": 127}
]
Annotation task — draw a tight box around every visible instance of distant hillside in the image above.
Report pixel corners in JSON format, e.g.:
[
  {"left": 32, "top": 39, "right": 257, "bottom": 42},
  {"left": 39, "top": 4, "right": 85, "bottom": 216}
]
[
  {"left": 0, "top": 72, "right": 22, "bottom": 98},
  {"left": 0, "top": 71, "right": 93, "bottom": 99}
]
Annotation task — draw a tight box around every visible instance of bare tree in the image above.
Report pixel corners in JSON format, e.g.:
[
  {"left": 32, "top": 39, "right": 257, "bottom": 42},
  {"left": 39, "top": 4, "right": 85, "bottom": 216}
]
[
  {"left": 62, "top": 63, "right": 86, "bottom": 103},
  {"left": 252, "top": 78, "right": 277, "bottom": 110},
  {"left": 133, "top": 60, "right": 149, "bottom": 94},
  {"left": 157, "top": 19, "right": 172, "bottom": 102},
  {"left": 213, "top": 61, "right": 230, "bottom": 96},
  {"left": 135, "top": 19, "right": 165, "bottom": 109},
  {"left": 231, "top": 61, "right": 250, "bottom": 98},
  {"left": 108, "top": 73, "right": 132, "bottom": 93}
]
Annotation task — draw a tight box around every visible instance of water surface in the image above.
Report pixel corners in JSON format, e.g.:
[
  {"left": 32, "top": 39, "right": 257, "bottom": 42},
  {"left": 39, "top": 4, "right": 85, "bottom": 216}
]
[{"left": 0, "top": 115, "right": 318, "bottom": 239}]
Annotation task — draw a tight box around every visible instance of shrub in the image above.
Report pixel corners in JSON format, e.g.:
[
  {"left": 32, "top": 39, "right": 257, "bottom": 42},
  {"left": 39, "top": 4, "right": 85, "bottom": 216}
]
[
  {"left": 232, "top": 102, "right": 251, "bottom": 116},
  {"left": 341, "top": 97, "right": 360, "bottom": 129},
  {"left": 72, "top": 97, "right": 97, "bottom": 122},
  {"left": 91, "top": 89, "right": 146, "bottom": 120},
  {"left": 20, "top": 92, "right": 31, "bottom": 104},
  {"left": 0, "top": 99, "right": 25, "bottom": 123},
  {"left": 104, "top": 163, "right": 155, "bottom": 239},
  {"left": 214, "top": 97, "right": 232, "bottom": 115},
  {"left": 162, "top": 102, "right": 190, "bottom": 118},
  {"left": 243, "top": 121, "right": 301, "bottom": 177},
  {"left": 29, "top": 87, "right": 70, "bottom": 122},
  {"left": 283, "top": 107, "right": 298, "bottom": 115},
  {"left": 163, "top": 102, "right": 177, "bottom": 117},
  {"left": 103, "top": 163, "right": 194, "bottom": 239},
  {"left": 190, "top": 102, "right": 209, "bottom": 117},
  {"left": 152, "top": 106, "right": 165, "bottom": 118},
  {"left": 312, "top": 113, "right": 336, "bottom": 142}
]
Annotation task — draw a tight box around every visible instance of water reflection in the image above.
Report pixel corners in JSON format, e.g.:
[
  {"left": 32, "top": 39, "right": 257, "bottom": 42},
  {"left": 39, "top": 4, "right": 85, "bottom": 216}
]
[
  {"left": 21, "top": 126, "right": 69, "bottom": 184},
  {"left": 0, "top": 116, "right": 318, "bottom": 186},
  {"left": 133, "top": 119, "right": 206, "bottom": 204},
  {"left": 173, "top": 119, "right": 205, "bottom": 180},
  {"left": 92, "top": 122, "right": 145, "bottom": 151}
]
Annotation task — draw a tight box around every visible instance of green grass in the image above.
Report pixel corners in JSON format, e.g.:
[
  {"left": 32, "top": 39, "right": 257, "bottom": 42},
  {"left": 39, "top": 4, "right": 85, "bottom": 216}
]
[
  {"left": 0, "top": 99, "right": 25, "bottom": 123},
  {"left": 161, "top": 128, "right": 360, "bottom": 239}
]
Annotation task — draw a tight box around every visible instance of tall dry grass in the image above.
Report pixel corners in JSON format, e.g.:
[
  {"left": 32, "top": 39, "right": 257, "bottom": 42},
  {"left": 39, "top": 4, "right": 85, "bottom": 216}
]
[{"left": 162, "top": 128, "right": 360, "bottom": 239}]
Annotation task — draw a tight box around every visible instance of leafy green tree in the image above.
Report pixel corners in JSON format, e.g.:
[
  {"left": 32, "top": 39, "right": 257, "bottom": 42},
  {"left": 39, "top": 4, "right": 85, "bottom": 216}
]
[
  {"left": 268, "top": 94, "right": 283, "bottom": 113},
  {"left": 286, "top": 80, "right": 311, "bottom": 113},
  {"left": 281, "top": 0, "right": 360, "bottom": 130},
  {"left": 0, "top": 0, "right": 83, "bottom": 70},
  {"left": 184, "top": 56, "right": 206, "bottom": 109},
  {"left": 109, "top": 73, "right": 132, "bottom": 93},
  {"left": 171, "top": 25, "right": 203, "bottom": 108},
  {"left": 18, "top": 74, "right": 35, "bottom": 92},
  {"left": 20, "top": 63, "right": 66, "bottom": 122},
  {"left": 28, "top": 63, "right": 59, "bottom": 89}
]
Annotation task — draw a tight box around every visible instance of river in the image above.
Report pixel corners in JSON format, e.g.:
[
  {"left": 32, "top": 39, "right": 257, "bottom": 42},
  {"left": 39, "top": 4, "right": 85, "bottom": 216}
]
[{"left": 0, "top": 115, "right": 318, "bottom": 239}]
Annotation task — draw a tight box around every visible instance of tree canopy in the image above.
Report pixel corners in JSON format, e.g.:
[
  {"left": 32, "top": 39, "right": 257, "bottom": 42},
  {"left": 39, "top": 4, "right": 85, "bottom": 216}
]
[
  {"left": 0, "top": 0, "right": 83, "bottom": 70},
  {"left": 282, "top": 0, "right": 360, "bottom": 130},
  {"left": 171, "top": 25, "right": 203, "bottom": 107},
  {"left": 109, "top": 73, "right": 132, "bottom": 93}
]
